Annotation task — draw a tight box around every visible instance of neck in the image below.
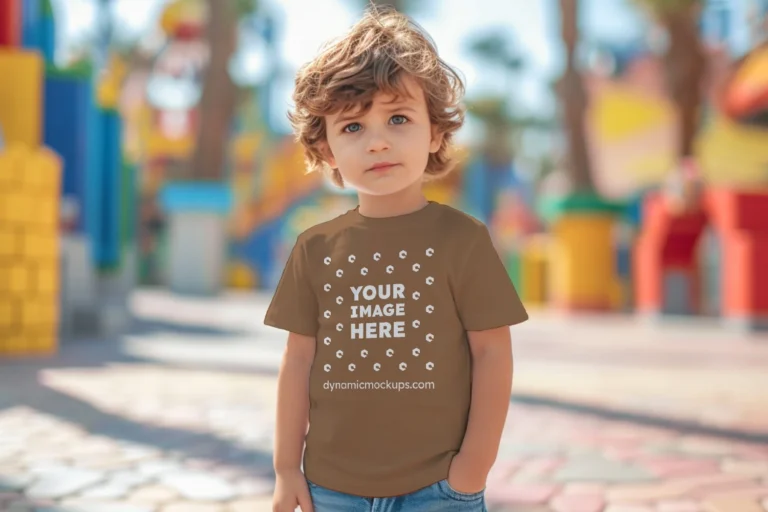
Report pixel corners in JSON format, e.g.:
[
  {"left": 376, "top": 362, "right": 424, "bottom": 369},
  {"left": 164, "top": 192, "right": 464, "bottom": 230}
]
[{"left": 357, "top": 180, "right": 427, "bottom": 218}]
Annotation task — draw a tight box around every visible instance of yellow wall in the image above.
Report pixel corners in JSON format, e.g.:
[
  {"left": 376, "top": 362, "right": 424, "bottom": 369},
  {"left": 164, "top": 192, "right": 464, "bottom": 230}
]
[
  {"left": 0, "top": 145, "right": 62, "bottom": 356},
  {"left": 698, "top": 115, "right": 768, "bottom": 185},
  {"left": 0, "top": 50, "right": 43, "bottom": 149},
  {"left": 588, "top": 81, "right": 768, "bottom": 193}
]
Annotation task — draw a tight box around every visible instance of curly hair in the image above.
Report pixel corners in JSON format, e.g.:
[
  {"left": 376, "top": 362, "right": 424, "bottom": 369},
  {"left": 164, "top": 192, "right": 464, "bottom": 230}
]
[{"left": 287, "top": 5, "right": 466, "bottom": 187}]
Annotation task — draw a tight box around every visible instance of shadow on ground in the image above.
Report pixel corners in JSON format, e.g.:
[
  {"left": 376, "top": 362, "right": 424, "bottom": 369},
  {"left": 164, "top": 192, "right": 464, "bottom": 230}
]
[{"left": 0, "top": 314, "right": 278, "bottom": 478}]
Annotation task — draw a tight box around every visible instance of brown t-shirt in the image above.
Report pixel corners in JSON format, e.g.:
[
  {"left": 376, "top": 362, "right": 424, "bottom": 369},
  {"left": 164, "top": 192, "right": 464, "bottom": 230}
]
[{"left": 264, "top": 201, "right": 528, "bottom": 497}]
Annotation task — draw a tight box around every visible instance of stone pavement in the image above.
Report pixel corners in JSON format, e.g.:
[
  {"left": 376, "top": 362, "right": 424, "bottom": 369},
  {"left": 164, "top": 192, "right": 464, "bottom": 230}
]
[
  {"left": 509, "top": 309, "right": 768, "bottom": 438},
  {"left": 0, "top": 288, "right": 765, "bottom": 511},
  {"left": 128, "top": 290, "right": 768, "bottom": 437}
]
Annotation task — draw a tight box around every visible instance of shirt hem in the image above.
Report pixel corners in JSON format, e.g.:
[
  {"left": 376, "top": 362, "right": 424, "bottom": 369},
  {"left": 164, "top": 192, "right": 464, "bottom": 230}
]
[
  {"left": 463, "top": 313, "right": 529, "bottom": 332},
  {"left": 263, "top": 317, "right": 317, "bottom": 338},
  {"left": 304, "top": 461, "right": 452, "bottom": 498}
]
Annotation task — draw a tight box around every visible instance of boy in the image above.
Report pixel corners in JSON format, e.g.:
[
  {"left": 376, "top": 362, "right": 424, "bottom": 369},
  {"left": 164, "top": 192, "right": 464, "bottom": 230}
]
[{"left": 264, "top": 6, "right": 528, "bottom": 511}]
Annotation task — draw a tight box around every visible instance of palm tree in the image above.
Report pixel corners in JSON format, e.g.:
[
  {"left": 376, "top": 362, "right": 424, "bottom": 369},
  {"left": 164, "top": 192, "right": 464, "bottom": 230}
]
[
  {"left": 465, "top": 30, "right": 525, "bottom": 165},
  {"left": 464, "top": 96, "right": 517, "bottom": 167},
  {"left": 633, "top": 0, "right": 706, "bottom": 168},
  {"left": 556, "top": 0, "right": 595, "bottom": 193},
  {"left": 187, "top": 0, "right": 237, "bottom": 181},
  {"left": 188, "top": 0, "right": 258, "bottom": 181}
]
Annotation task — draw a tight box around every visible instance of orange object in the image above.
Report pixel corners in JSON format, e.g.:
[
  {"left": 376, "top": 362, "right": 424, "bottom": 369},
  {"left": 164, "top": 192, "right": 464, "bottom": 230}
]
[
  {"left": 635, "top": 188, "right": 768, "bottom": 325},
  {"left": 0, "top": 0, "right": 21, "bottom": 47},
  {"left": 707, "top": 189, "right": 768, "bottom": 320},
  {"left": 633, "top": 193, "right": 707, "bottom": 315},
  {"left": 723, "top": 46, "right": 768, "bottom": 119}
]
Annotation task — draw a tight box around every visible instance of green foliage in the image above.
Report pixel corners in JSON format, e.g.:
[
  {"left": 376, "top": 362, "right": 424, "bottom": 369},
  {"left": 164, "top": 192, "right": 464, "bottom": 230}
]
[
  {"left": 465, "top": 96, "right": 514, "bottom": 127},
  {"left": 466, "top": 96, "right": 554, "bottom": 130},
  {"left": 632, "top": 0, "right": 703, "bottom": 17},
  {"left": 45, "top": 58, "right": 94, "bottom": 80},
  {"left": 41, "top": 0, "right": 54, "bottom": 16},
  {"left": 467, "top": 31, "right": 524, "bottom": 72},
  {"left": 233, "top": 0, "right": 259, "bottom": 18}
]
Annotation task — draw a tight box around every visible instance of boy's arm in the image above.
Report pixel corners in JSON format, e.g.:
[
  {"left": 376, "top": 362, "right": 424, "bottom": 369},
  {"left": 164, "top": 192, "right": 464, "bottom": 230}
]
[
  {"left": 274, "top": 332, "right": 316, "bottom": 475},
  {"left": 450, "top": 326, "right": 513, "bottom": 490}
]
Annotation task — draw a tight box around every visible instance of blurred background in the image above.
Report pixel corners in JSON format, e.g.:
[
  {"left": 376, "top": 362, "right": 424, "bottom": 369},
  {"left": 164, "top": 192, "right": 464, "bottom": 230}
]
[{"left": 1, "top": 0, "right": 768, "bottom": 510}]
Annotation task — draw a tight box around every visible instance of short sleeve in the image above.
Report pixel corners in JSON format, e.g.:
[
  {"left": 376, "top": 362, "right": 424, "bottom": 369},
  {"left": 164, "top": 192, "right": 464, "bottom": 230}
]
[
  {"left": 453, "top": 226, "right": 529, "bottom": 331},
  {"left": 263, "top": 234, "right": 319, "bottom": 337}
]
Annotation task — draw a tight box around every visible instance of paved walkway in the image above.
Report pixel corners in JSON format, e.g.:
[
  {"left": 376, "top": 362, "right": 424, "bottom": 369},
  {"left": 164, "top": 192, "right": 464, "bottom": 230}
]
[
  {"left": 0, "top": 289, "right": 765, "bottom": 511},
  {"left": 510, "top": 309, "right": 768, "bottom": 438}
]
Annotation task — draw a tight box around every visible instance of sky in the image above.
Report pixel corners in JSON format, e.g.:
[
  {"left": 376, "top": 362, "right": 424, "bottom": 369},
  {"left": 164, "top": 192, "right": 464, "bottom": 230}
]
[{"left": 50, "top": 0, "right": 759, "bottom": 135}]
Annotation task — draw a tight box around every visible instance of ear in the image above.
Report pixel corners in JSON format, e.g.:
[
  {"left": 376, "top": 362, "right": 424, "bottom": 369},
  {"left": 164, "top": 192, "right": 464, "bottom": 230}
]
[
  {"left": 318, "top": 141, "right": 337, "bottom": 168},
  {"left": 429, "top": 125, "right": 444, "bottom": 154}
]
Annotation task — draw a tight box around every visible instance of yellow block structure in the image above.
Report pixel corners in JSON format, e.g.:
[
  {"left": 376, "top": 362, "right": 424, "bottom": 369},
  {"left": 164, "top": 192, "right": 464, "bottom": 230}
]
[
  {"left": 519, "top": 234, "right": 549, "bottom": 307},
  {"left": 549, "top": 213, "right": 618, "bottom": 311},
  {"left": 0, "top": 144, "right": 62, "bottom": 357},
  {"left": 0, "top": 49, "right": 43, "bottom": 148}
]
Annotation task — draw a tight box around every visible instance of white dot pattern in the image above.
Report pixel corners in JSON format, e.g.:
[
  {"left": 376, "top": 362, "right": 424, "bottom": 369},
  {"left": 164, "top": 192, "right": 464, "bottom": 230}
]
[{"left": 320, "top": 248, "right": 439, "bottom": 374}]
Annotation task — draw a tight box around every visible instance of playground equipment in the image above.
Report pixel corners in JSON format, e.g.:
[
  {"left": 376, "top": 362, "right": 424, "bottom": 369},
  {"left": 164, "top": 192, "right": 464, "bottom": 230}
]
[
  {"left": 0, "top": 146, "right": 61, "bottom": 357},
  {"left": 635, "top": 188, "right": 768, "bottom": 330},
  {"left": 46, "top": 60, "right": 135, "bottom": 338},
  {"left": 0, "top": 3, "right": 60, "bottom": 357},
  {"left": 722, "top": 44, "right": 768, "bottom": 127},
  {"left": 0, "top": 5, "right": 54, "bottom": 356},
  {"left": 0, "top": 0, "right": 135, "bottom": 358},
  {"left": 635, "top": 43, "right": 768, "bottom": 329},
  {"left": 228, "top": 135, "right": 322, "bottom": 290},
  {"left": 538, "top": 194, "right": 626, "bottom": 311},
  {"left": 134, "top": 0, "right": 321, "bottom": 294}
]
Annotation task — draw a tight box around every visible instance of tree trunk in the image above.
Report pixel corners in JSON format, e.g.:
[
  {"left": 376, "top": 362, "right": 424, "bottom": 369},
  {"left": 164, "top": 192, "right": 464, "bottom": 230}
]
[
  {"left": 662, "top": 6, "right": 707, "bottom": 160},
  {"left": 558, "top": 0, "right": 595, "bottom": 194},
  {"left": 189, "top": 0, "right": 238, "bottom": 181}
]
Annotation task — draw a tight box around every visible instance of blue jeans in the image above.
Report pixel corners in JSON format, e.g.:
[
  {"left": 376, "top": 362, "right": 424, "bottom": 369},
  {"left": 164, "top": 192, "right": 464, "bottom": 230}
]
[{"left": 307, "top": 478, "right": 488, "bottom": 511}]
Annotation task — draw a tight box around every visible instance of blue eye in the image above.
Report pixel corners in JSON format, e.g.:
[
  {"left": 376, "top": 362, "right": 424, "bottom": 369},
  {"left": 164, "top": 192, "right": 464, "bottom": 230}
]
[
  {"left": 343, "top": 123, "right": 362, "bottom": 133},
  {"left": 391, "top": 115, "right": 409, "bottom": 125}
]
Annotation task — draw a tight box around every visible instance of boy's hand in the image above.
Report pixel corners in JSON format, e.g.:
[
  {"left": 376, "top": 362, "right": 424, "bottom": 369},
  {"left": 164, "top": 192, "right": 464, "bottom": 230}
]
[
  {"left": 447, "top": 451, "right": 487, "bottom": 494},
  {"left": 273, "top": 469, "right": 314, "bottom": 512}
]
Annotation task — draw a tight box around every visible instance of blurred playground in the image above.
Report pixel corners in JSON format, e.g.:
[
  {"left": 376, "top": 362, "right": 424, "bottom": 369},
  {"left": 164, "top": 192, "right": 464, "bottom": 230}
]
[
  {"left": 7, "top": 0, "right": 768, "bottom": 348},
  {"left": 1, "top": 1, "right": 768, "bottom": 510},
  {"left": 0, "top": 0, "right": 767, "bottom": 353}
]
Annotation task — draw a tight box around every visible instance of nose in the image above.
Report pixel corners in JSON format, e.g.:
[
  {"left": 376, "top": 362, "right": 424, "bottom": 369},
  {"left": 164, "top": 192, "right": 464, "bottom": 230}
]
[{"left": 365, "top": 129, "right": 390, "bottom": 153}]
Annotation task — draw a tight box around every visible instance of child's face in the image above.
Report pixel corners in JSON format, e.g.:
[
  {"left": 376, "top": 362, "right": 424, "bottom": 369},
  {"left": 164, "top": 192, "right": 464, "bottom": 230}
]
[{"left": 322, "top": 75, "right": 443, "bottom": 196}]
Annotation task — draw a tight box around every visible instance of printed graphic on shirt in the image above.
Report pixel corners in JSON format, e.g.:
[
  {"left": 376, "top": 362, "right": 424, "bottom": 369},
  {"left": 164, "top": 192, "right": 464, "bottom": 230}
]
[{"left": 320, "top": 247, "right": 438, "bottom": 376}]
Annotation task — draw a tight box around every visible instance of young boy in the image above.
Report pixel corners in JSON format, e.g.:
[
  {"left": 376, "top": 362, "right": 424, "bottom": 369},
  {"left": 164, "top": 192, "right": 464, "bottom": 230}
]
[{"left": 264, "top": 6, "right": 528, "bottom": 511}]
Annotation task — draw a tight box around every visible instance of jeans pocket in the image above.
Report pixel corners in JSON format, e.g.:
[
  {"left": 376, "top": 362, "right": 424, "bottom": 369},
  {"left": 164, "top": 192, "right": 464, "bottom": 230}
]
[{"left": 437, "top": 478, "right": 485, "bottom": 501}]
